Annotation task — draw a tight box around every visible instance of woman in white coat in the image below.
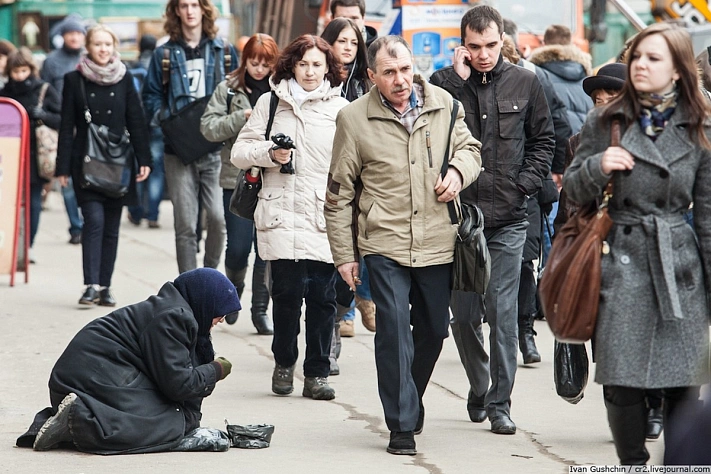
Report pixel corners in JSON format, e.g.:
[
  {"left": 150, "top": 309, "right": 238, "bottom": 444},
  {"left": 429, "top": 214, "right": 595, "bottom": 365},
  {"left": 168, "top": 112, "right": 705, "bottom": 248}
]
[{"left": 231, "top": 34, "right": 349, "bottom": 401}]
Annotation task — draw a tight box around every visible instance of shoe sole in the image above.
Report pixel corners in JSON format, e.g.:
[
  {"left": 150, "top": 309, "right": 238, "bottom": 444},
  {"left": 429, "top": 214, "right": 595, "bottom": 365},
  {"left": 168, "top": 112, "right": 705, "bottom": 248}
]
[
  {"left": 523, "top": 355, "right": 542, "bottom": 364},
  {"left": 98, "top": 301, "right": 116, "bottom": 307},
  {"left": 272, "top": 385, "right": 293, "bottom": 396},
  {"left": 78, "top": 298, "right": 98, "bottom": 305},
  {"left": 34, "top": 393, "right": 77, "bottom": 450},
  {"left": 491, "top": 426, "right": 516, "bottom": 435},
  {"left": 302, "top": 388, "right": 335, "bottom": 400},
  {"left": 386, "top": 447, "right": 416, "bottom": 455}
]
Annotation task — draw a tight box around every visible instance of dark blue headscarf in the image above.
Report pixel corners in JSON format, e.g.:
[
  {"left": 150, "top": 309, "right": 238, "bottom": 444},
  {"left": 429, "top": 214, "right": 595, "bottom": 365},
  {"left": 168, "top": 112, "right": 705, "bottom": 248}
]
[{"left": 173, "top": 268, "right": 241, "bottom": 364}]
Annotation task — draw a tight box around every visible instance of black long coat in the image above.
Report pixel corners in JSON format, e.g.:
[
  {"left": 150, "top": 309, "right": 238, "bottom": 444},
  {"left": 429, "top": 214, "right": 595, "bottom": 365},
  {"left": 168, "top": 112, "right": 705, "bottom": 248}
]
[
  {"left": 0, "top": 77, "right": 61, "bottom": 185},
  {"left": 56, "top": 70, "right": 150, "bottom": 206},
  {"left": 47, "top": 283, "right": 220, "bottom": 454}
]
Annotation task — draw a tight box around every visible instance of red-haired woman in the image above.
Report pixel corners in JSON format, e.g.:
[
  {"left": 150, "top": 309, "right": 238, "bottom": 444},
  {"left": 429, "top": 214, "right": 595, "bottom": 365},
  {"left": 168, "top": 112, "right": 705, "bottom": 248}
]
[
  {"left": 231, "top": 35, "right": 349, "bottom": 401},
  {"left": 201, "top": 33, "right": 279, "bottom": 336}
]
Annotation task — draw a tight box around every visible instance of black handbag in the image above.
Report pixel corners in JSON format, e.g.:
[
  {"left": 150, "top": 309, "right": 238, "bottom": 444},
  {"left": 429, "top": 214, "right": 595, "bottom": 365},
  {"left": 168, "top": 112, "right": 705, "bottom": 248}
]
[
  {"left": 160, "top": 95, "right": 221, "bottom": 165},
  {"left": 443, "top": 100, "right": 491, "bottom": 295},
  {"left": 79, "top": 78, "right": 134, "bottom": 199},
  {"left": 229, "top": 92, "right": 279, "bottom": 220}
]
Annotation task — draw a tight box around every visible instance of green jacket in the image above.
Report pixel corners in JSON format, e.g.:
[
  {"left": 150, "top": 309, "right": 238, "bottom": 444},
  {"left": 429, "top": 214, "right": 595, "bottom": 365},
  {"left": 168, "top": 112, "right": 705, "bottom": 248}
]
[
  {"left": 200, "top": 80, "right": 251, "bottom": 189},
  {"left": 325, "top": 76, "right": 482, "bottom": 268}
]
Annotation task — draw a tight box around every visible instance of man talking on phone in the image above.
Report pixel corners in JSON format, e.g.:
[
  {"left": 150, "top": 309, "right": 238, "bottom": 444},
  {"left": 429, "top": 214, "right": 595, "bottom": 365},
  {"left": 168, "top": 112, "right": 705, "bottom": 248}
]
[{"left": 430, "top": 4, "right": 554, "bottom": 435}]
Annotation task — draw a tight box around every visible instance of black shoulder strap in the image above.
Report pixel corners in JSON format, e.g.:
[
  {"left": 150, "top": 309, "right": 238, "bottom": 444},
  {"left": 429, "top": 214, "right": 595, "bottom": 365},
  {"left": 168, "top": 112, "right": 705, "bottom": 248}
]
[
  {"left": 264, "top": 91, "right": 278, "bottom": 140},
  {"left": 226, "top": 88, "right": 235, "bottom": 114},
  {"left": 79, "top": 77, "right": 92, "bottom": 124},
  {"left": 442, "top": 99, "right": 460, "bottom": 225}
]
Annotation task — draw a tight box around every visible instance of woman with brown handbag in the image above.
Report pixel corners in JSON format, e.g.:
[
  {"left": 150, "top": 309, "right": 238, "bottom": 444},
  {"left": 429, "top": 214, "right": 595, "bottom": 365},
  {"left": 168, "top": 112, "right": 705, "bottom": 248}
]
[
  {"left": 0, "top": 47, "right": 61, "bottom": 263},
  {"left": 56, "top": 25, "right": 151, "bottom": 307},
  {"left": 563, "top": 23, "right": 711, "bottom": 464}
]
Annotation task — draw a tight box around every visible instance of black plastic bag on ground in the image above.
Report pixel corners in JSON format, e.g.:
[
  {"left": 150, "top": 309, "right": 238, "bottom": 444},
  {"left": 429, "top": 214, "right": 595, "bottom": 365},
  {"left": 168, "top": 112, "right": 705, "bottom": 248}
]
[
  {"left": 226, "top": 421, "right": 275, "bottom": 448},
  {"left": 553, "top": 341, "right": 589, "bottom": 404},
  {"left": 171, "top": 427, "right": 230, "bottom": 452}
]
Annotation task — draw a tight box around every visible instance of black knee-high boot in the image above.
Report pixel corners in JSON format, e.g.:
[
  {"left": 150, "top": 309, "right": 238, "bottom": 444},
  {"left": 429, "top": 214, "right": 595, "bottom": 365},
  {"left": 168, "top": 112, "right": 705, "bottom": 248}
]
[
  {"left": 251, "top": 264, "right": 273, "bottom": 335},
  {"left": 604, "top": 387, "right": 650, "bottom": 465}
]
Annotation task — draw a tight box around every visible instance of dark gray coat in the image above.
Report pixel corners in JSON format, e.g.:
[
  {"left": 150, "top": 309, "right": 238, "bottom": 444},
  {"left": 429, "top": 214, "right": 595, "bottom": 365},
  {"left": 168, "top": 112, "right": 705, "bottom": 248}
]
[
  {"left": 563, "top": 105, "right": 711, "bottom": 388},
  {"left": 47, "top": 283, "right": 220, "bottom": 454}
]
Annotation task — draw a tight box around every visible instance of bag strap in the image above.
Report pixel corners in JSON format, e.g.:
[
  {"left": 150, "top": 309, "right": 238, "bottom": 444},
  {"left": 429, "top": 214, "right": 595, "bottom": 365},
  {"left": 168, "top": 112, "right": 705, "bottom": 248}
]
[
  {"left": 37, "top": 83, "right": 49, "bottom": 108},
  {"left": 441, "top": 99, "right": 460, "bottom": 225},
  {"left": 264, "top": 91, "right": 278, "bottom": 140},
  {"left": 601, "top": 120, "right": 621, "bottom": 206},
  {"left": 79, "top": 77, "right": 93, "bottom": 124},
  {"left": 162, "top": 47, "right": 170, "bottom": 87}
]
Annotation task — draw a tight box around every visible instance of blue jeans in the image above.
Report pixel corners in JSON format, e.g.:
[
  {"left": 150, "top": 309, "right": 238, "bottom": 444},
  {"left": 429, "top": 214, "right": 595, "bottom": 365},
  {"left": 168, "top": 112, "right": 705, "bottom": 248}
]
[
  {"left": 128, "top": 128, "right": 165, "bottom": 222},
  {"left": 222, "top": 189, "right": 264, "bottom": 272},
  {"left": 450, "top": 220, "right": 528, "bottom": 419},
  {"left": 62, "top": 177, "right": 83, "bottom": 236},
  {"left": 80, "top": 200, "right": 122, "bottom": 287},
  {"left": 355, "top": 258, "right": 372, "bottom": 300},
  {"left": 164, "top": 152, "right": 225, "bottom": 273},
  {"left": 541, "top": 201, "right": 558, "bottom": 266}
]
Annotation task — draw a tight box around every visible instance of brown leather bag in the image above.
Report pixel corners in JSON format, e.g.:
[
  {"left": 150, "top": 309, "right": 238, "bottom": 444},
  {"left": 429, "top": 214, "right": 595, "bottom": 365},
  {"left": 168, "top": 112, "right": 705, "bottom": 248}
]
[{"left": 539, "top": 121, "right": 620, "bottom": 343}]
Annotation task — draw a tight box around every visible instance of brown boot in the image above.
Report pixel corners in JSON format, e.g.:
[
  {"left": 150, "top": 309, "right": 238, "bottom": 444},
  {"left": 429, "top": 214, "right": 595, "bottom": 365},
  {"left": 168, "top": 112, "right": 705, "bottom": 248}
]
[{"left": 355, "top": 295, "right": 376, "bottom": 332}]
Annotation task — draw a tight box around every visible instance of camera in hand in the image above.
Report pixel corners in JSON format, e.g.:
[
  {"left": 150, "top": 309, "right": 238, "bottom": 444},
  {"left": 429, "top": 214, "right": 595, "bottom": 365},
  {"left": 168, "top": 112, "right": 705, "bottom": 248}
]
[{"left": 271, "top": 133, "right": 296, "bottom": 175}]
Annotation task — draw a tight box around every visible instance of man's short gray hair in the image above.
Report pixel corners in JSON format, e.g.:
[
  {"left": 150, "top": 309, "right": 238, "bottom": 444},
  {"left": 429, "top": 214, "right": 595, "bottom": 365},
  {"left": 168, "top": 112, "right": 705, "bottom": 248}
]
[{"left": 367, "top": 35, "right": 412, "bottom": 73}]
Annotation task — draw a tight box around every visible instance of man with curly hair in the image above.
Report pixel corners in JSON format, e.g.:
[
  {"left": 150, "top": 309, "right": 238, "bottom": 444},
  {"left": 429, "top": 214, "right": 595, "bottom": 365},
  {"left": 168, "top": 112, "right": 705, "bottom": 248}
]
[{"left": 143, "top": 0, "right": 237, "bottom": 274}]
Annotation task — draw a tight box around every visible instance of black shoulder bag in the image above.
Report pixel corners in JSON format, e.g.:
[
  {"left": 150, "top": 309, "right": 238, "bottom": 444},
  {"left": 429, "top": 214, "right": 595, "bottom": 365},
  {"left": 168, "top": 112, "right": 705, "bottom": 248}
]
[
  {"left": 229, "top": 91, "right": 279, "bottom": 220},
  {"left": 159, "top": 43, "right": 230, "bottom": 165},
  {"left": 443, "top": 99, "right": 491, "bottom": 295},
  {"left": 79, "top": 78, "right": 134, "bottom": 199}
]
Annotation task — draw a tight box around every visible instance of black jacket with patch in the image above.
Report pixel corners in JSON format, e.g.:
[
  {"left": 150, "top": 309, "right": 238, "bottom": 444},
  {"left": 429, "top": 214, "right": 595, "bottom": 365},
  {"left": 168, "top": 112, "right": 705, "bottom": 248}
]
[{"left": 430, "top": 55, "right": 555, "bottom": 228}]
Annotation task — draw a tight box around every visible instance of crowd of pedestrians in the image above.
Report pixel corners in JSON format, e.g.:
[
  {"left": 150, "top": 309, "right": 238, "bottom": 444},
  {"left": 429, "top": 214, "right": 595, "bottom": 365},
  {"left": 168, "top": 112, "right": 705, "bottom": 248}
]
[{"left": 4, "top": 0, "right": 711, "bottom": 464}]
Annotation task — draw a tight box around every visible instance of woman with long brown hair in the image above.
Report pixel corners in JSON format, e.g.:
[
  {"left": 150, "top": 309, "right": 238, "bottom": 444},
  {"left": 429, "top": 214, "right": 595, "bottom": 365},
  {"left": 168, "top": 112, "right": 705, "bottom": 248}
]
[
  {"left": 563, "top": 22, "right": 711, "bottom": 464},
  {"left": 232, "top": 35, "right": 349, "bottom": 401},
  {"left": 200, "top": 33, "right": 279, "bottom": 335}
]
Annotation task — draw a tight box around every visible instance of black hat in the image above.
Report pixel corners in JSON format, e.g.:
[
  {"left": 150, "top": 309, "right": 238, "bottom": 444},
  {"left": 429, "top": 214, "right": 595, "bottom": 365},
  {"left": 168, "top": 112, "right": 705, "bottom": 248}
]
[{"left": 582, "top": 63, "right": 627, "bottom": 97}]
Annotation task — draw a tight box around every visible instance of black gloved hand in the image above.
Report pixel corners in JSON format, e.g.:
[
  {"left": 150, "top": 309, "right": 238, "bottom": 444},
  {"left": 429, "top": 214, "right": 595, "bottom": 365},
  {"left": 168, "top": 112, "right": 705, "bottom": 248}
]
[{"left": 29, "top": 106, "right": 47, "bottom": 121}]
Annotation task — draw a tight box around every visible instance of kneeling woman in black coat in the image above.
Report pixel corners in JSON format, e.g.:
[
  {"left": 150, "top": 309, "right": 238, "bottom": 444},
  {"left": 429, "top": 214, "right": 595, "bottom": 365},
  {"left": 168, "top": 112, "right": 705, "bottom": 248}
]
[
  {"left": 20, "top": 268, "right": 239, "bottom": 454},
  {"left": 56, "top": 24, "right": 151, "bottom": 307}
]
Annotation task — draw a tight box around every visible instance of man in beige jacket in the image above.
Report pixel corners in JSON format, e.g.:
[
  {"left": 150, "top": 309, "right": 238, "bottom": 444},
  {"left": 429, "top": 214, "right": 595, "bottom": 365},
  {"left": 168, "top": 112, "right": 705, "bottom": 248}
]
[{"left": 325, "top": 36, "right": 481, "bottom": 456}]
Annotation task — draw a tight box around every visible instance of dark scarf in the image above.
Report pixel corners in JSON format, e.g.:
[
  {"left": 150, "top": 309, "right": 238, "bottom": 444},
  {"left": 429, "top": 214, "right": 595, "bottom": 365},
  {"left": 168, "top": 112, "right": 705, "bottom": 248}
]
[
  {"left": 245, "top": 73, "right": 271, "bottom": 107},
  {"left": 2, "top": 77, "right": 41, "bottom": 98},
  {"left": 173, "top": 268, "right": 241, "bottom": 365},
  {"left": 637, "top": 88, "right": 678, "bottom": 141}
]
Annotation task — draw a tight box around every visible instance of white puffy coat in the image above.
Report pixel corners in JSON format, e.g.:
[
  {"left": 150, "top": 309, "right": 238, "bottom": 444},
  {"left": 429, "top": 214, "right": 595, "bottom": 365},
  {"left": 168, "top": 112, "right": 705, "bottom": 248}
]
[{"left": 231, "top": 79, "right": 349, "bottom": 263}]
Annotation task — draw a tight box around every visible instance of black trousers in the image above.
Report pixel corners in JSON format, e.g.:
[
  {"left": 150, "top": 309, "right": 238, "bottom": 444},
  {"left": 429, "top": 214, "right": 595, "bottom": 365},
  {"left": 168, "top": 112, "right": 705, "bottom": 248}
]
[
  {"left": 604, "top": 385, "right": 699, "bottom": 454},
  {"left": 269, "top": 259, "right": 337, "bottom": 378},
  {"left": 364, "top": 255, "right": 451, "bottom": 432},
  {"left": 80, "top": 200, "right": 122, "bottom": 287}
]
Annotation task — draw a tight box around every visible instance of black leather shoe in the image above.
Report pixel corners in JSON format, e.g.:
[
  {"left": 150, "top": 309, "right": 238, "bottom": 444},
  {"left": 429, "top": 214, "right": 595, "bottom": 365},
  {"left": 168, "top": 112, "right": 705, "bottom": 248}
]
[
  {"left": 646, "top": 407, "right": 663, "bottom": 440},
  {"left": 98, "top": 288, "right": 116, "bottom": 307},
  {"left": 387, "top": 431, "right": 416, "bottom": 455},
  {"left": 518, "top": 314, "right": 541, "bottom": 364},
  {"left": 414, "top": 401, "right": 424, "bottom": 435},
  {"left": 490, "top": 415, "right": 517, "bottom": 435},
  {"left": 467, "top": 390, "right": 487, "bottom": 423},
  {"left": 78, "top": 286, "right": 99, "bottom": 305},
  {"left": 252, "top": 314, "right": 274, "bottom": 335}
]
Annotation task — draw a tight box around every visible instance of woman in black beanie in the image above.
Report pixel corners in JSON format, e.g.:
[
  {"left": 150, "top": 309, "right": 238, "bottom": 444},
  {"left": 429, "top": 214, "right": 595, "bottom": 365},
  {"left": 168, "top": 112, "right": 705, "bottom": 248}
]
[{"left": 19, "top": 268, "right": 240, "bottom": 454}]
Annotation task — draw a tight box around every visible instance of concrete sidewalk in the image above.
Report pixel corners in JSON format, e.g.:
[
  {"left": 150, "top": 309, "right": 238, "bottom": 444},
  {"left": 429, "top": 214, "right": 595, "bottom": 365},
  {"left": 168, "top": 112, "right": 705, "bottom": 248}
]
[{"left": 0, "top": 192, "right": 664, "bottom": 473}]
